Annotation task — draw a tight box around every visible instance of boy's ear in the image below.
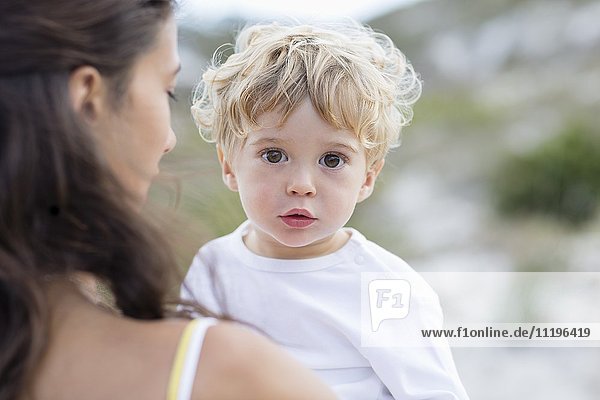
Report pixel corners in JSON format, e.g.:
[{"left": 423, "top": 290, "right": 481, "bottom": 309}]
[
  {"left": 357, "top": 159, "right": 385, "bottom": 203},
  {"left": 217, "top": 145, "right": 238, "bottom": 192},
  {"left": 68, "top": 65, "right": 106, "bottom": 124}
]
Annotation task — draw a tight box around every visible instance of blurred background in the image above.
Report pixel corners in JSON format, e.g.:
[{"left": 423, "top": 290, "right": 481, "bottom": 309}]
[{"left": 152, "top": 0, "right": 600, "bottom": 398}]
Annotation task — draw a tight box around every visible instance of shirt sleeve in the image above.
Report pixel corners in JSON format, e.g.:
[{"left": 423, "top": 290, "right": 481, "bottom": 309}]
[
  {"left": 180, "top": 247, "right": 225, "bottom": 316},
  {"left": 358, "top": 287, "right": 470, "bottom": 400}
]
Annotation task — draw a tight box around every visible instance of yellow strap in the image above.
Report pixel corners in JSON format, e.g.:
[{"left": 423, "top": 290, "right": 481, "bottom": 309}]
[{"left": 166, "top": 319, "right": 199, "bottom": 400}]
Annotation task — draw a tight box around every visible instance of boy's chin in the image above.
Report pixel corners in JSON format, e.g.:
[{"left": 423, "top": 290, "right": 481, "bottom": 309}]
[
  {"left": 272, "top": 230, "right": 343, "bottom": 254},
  {"left": 273, "top": 234, "right": 322, "bottom": 249}
]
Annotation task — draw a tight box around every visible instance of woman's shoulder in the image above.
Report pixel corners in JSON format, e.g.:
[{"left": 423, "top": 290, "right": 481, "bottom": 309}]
[
  {"left": 37, "top": 300, "right": 335, "bottom": 400},
  {"left": 190, "top": 321, "right": 337, "bottom": 400},
  {"left": 33, "top": 301, "right": 188, "bottom": 400}
]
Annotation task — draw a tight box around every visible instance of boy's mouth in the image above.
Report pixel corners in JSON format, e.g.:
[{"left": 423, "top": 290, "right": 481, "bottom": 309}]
[{"left": 280, "top": 208, "right": 316, "bottom": 228}]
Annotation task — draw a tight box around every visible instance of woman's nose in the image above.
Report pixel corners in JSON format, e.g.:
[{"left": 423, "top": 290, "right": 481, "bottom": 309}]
[{"left": 164, "top": 128, "right": 177, "bottom": 154}]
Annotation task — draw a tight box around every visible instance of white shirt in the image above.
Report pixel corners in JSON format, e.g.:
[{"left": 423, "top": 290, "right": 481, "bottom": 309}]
[{"left": 182, "top": 221, "right": 469, "bottom": 400}]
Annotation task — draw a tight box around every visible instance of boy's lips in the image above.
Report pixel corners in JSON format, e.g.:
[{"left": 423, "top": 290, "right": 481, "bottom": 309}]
[
  {"left": 281, "top": 208, "right": 315, "bottom": 218},
  {"left": 280, "top": 208, "right": 316, "bottom": 228}
]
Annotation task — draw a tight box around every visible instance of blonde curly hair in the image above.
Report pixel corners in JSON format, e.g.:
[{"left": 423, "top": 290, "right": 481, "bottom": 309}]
[{"left": 191, "top": 19, "right": 422, "bottom": 164}]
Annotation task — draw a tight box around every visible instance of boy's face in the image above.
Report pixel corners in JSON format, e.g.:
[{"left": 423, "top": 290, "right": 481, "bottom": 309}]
[{"left": 219, "top": 98, "right": 383, "bottom": 258}]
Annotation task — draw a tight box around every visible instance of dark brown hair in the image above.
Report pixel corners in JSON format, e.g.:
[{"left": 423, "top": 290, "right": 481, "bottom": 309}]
[{"left": 0, "top": 1, "right": 194, "bottom": 399}]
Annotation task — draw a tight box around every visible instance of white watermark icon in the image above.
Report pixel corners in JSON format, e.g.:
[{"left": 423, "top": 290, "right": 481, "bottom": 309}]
[{"left": 368, "top": 279, "right": 411, "bottom": 331}]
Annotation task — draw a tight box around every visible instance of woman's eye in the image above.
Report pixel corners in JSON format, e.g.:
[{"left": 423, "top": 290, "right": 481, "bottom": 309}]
[
  {"left": 261, "top": 149, "right": 288, "bottom": 164},
  {"left": 319, "top": 153, "right": 345, "bottom": 169}
]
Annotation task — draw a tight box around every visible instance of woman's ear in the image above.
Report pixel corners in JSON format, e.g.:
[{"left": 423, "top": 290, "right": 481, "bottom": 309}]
[
  {"left": 357, "top": 159, "right": 385, "bottom": 203},
  {"left": 217, "top": 145, "right": 238, "bottom": 192},
  {"left": 68, "top": 65, "right": 106, "bottom": 123}
]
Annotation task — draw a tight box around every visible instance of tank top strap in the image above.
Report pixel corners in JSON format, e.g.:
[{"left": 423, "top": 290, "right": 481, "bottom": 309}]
[{"left": 167, "top": 317, "right": 218, "bottom": 400}]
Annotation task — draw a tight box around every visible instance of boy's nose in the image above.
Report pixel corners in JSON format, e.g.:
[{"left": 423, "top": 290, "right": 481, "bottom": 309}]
[{"left": 286, "top": 170, "right": 316, "bottom": 197}]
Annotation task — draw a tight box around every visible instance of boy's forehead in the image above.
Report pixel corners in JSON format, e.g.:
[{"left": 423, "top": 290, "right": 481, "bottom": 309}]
[
  {"left": 255, "top": 108, "right": 281, "bottom": 126},
  {"left": 249, "top": 101, "right": 360, "bottom": 145}
]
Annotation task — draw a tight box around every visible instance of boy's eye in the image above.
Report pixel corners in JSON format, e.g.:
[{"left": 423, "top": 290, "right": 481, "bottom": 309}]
[
  {"left": 261, "top": 149, "right": 288, "bottom": 164},
  {"left": 319, "top": 153, "right": 345, "bottom": 169}
]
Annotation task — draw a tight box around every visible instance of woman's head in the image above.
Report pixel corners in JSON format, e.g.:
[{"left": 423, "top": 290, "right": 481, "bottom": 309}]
[
  {"left": 0, "top": 0, "right": 178, "bottom": 204},
  {"left": 192, "top": 19, "right": 422, "bottom": 165},
  {"left": 0, "top": 1, "right": 179, "bottom": 399},
  {"left": 80, "top": 14, "right": 180, "bottom": 203}
]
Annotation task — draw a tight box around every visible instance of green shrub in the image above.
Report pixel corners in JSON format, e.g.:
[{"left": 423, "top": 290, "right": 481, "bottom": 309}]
[{"left": 493, "top": 123, "right": 600, "bottom": 226}]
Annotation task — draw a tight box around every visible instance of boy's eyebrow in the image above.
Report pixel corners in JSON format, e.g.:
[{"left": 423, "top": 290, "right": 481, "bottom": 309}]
[
  {"left": 248, "top": 137, "right": 286, "bottom": 147},
  {"left": 249, "top": 137, "right": 360, "bottom": 154},
  {"left": 327, "top": 142, "right": 359, "bottom": 154}
]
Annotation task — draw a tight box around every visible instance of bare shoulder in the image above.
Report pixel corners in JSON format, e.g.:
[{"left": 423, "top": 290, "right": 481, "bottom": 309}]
[{"left": 193, "top": 321, "right": 337, "bottom": 400}]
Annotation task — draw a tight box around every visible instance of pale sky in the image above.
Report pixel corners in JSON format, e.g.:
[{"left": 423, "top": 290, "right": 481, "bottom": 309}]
[{"left": 179, "top": 0, "right": 423, "bottom": 25}]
